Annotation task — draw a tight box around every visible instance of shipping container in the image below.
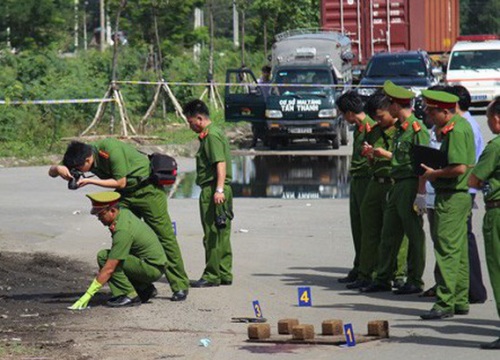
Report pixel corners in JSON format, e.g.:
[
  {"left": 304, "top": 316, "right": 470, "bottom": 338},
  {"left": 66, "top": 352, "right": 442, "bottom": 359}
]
[{"left": 321, "top": 0, "right": 459, "bottom": 66}]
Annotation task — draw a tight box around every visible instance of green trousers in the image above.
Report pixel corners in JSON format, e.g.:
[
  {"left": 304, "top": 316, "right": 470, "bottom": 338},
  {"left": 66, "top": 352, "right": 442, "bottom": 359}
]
[
  {"left": 358, "top": 179, "right": 408, "bottom": 282},
  {"left": 433, "top": 192, "right": 471, "bottom": 312},
  {"left": 120, "top": 184, "right": 189, "bottom": 292},
  {"left": 348, "top": 176, "right": 371, "bottom": 278},
  {"left": 375, "top": 178, "right": 425, "bottom": 288},
  {"left": 483, "top": 207, "right": 500, "bottom": 317},
  {"left": 97, "top": 249, "right": 163, "bottom": 297},
  {"left": 199, "top": 184, "right": 233, "bottom": 284}
]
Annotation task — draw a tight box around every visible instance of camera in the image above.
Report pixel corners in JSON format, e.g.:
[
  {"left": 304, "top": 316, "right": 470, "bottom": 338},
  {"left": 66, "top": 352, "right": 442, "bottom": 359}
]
[
  {"left": 215, "top": 204, "right": 234, "bottom": 229},
  {"left": 68, "top": 168, "right": 83, "bottom": 190},
  {"left": 215, "top": 213, "right": 227, "bottom": 229}
]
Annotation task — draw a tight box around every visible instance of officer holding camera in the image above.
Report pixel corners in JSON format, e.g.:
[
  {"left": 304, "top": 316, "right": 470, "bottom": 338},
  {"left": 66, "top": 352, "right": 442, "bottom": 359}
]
[
  {"left": 48, "top": 138, "right": 190, "bottom": 301},
  {"left": 183, "top": 99, "right": 234, "bottom": 288}
]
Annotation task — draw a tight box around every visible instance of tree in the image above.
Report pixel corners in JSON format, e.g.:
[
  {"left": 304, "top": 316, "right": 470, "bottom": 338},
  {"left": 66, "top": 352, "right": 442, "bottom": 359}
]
[{"left": 460, "top": 0, "right": 500, "bottom": 35}]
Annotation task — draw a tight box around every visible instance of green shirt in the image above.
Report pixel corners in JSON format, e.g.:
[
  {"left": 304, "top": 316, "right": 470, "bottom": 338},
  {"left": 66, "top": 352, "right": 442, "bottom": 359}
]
[
  {"left": 432, "top": 114, "right": 476, "bottom": 191},
  {"left": 90, "top": 138, "right": 150, "bottom": 190},
  {"left": 365, "top": 123, "right": 396, "bottom": 178},
  {"left": 471, "top": 135, "right": 500, "bottom": 202},
  {"left": 108, "top": 208, "right": 167, "bottom": 266},
  {"left": 350, "top": 115, "right": 376, "bottom": 178},
  {"left": 196, "top": 123, "right": 232, "bottom": 186},
  {"left": 390, "top": 114, "right": 430, "bottom": 179}
]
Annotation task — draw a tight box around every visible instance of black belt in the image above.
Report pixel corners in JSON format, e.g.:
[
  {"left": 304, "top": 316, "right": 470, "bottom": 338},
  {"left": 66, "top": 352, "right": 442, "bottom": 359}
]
[
  {"left": 393, "top": 177, "right": 417, "bottom": 183},
  {"left": 435, "top": 189, "right": 468, "bottom": 194},
  {"left": 485, "top": 200, "right": 500, "bottom": 210},
  {"left": 372, "top": 176, "right": 394, "bottom": 184}
]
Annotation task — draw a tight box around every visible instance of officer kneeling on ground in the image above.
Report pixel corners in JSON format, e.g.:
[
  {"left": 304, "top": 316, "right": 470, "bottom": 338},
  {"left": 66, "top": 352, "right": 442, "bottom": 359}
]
[{"left": 69, "top": 192, "right": 168, "bottom": 309}]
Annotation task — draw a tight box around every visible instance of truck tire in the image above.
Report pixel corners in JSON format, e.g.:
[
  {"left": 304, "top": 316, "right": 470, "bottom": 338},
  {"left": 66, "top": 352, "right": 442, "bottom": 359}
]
[
  {"left": 340, "top": 122, "right": 349, "bottom": 146},
  {"left": 269, "top": 139, "right": 278, "bottom": 150},
  {"left": 331, "top": 135, "right": 340, "bottom": 150}
]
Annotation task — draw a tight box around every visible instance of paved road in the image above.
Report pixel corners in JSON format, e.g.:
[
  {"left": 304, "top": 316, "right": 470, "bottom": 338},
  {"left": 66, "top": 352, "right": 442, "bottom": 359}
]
[{"left": 0, "top": 113, "right": 498, "bottom": 359}]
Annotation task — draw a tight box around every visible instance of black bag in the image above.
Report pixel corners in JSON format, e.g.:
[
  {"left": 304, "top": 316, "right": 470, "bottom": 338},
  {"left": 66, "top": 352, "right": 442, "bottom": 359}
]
[{"left": 148, "top": 153, "right": 178, "bottom": 186}]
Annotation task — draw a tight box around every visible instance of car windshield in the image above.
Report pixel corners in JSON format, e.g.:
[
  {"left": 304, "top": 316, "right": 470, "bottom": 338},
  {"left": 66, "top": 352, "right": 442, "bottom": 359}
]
[
  {"left": 448, "top": 49, "right": 500, "bottom": 70},
  {"left": 274, "top": 69, "right": 335, "bottom": 96},
  {"left": 365, "top": 55, "right": 427, "bottom": 77}
]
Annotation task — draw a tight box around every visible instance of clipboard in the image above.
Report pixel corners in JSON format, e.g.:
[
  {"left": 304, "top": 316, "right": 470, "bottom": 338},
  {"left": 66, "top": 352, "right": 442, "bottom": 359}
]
[{"left": 412, "top": 145, "right": 448, "bottom": 176}]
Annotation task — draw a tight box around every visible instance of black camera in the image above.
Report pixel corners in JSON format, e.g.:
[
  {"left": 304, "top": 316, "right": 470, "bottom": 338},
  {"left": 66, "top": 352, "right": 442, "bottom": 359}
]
[
  {"left": 68, "top": 168, "right": 83, "bottom": 190},
  {"left": 215, "top": 213, "right": 227, "bottom": 229},
  {"left": 215, "top": 204, "right": 234, "bottom": 229}
]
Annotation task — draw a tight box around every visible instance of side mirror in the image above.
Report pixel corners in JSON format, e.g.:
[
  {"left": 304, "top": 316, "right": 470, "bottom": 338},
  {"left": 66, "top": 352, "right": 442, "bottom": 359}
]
[
  {"left": 431, "top": 67, "right": 443, "bottom": 77},
  {"left": 341, "top": 51, "right": 355, "bottom": 62}
]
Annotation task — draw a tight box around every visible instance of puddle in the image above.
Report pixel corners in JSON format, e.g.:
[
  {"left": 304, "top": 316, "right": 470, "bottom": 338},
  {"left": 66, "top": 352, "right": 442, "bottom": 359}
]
[{"left": 171, "top": 155, "right": 351, "bottom": 199}]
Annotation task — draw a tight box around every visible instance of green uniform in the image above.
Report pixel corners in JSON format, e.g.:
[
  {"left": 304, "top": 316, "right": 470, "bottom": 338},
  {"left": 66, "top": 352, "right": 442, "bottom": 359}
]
[
  {"left": 431, "top": 114, "right": 475, "bottom": 313},
  {"left": 347, "top": 116, "right": 376, "bottom": 279},
  {"left": 471, "top": 135, "right": 500, "bottom": 316},
  {"left": 196, "top": 123, "right": 233, "bottom": 284},
  {"left": 358, "top": 123, "right": 395, "bottom": 280},
  {"left": 90, "top": 138, "right": 189, "bottom": 292},
  {"left": 97, "top": 208, "right": 167, "bottom": 297},
  {"left": 374, "top": 114, "right": 429, "bottom": 288}
]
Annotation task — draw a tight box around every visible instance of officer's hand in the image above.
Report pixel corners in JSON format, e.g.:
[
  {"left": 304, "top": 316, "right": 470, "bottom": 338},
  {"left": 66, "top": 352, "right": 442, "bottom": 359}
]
[
  {"left": 77, "top": 177, "right": 93, "bottom": 188},
  {"left": 214, "top": 192, "right": 225, "bottom": 205},
  {"left": 361, "top": 142, "right": 373, "bottom": 158},
  {"left": 420, "top": 164, "right": 437, "bottom": 181},
  {"left": 68, "top": 293, "right": 92, "bottom": 310},
  {"left": 53, "top": 165, "right": 72, "bottom": 181},
  {"left": 68, "top": 279, "right": 102, "bottom": 310},
  {"left": 413, "top": 193, "right": 427, "bottom": 216}
]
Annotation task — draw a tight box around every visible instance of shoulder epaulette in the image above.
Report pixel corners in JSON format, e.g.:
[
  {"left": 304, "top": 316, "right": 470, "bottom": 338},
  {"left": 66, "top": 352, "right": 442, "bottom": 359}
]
[
  {"left": 199, "top": 130, "right": 209, "bottom": 140},
  {"left": 412, "top": 121, "right": 421, "bottom": 132},
  {"left": 441, "top": 121, "right": 456, "bottom": 135},
  {"left": 109, "top": 223, "right": 116, "bottom": 233},
  {"left": 98, "top": 150, "right": 110, "bottom": 159},
  {"left": 401, "top": 121, "right": 409, "bottom": 131},
  {"left": 365, "top": 123, "right": 372, "bottom": 133}
]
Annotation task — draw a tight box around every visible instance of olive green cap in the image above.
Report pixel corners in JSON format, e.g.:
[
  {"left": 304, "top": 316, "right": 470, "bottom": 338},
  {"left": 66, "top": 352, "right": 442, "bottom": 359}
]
[
  {"left": 86, "top": 191, "right": 121, "bottom": 214},
  {"left": 421, "top": 90, "right": 459, "bottom": 109},
  {"left": 383, "top": 80, "right": 415, "bottom": 103}
]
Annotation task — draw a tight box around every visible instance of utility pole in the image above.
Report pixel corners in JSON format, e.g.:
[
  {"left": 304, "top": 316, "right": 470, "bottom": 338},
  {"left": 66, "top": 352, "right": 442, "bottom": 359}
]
[
  {"left": 100, "top": 0, "right": 105, "bottom": 51},
  {"left": 83, "top": 1, "right": 88, "bottom": 50},
  {"left": 74, "top": 0, "right": 79, "bottom": 52},
  {"left": 233, "top": 1, "right": 239, "bottom": 47}
]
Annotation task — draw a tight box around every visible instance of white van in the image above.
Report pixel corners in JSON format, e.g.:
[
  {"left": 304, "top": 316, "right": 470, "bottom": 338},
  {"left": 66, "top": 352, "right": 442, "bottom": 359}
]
[{"left": 446, "top": 35, "right": 500, "bottom": 106}]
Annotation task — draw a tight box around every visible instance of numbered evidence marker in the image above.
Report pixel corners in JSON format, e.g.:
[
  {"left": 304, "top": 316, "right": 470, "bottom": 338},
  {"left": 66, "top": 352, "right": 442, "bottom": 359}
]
[
  {"left": 298, "top": 287, "right": 312, "bottom": 307},
  {"left": 344, "top": 323, "right": 356, "bottom": 347},
  {"left": 253, "top": 300, "right": 263, "bottom": 318},
  {"left": 172, "top": 221, "right": 177, "bottom": 236}
]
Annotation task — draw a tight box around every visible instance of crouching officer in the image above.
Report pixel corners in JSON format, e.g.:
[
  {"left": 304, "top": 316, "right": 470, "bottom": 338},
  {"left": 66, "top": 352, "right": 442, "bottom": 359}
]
[{"left": 69, "top": 192, "right": 167, "bottom": 309}]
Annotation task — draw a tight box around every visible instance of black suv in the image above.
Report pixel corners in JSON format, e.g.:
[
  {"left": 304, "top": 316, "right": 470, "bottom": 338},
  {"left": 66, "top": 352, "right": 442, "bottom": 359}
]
[{"left": 356, "top": 51, "right": 441, "bottom": 119}]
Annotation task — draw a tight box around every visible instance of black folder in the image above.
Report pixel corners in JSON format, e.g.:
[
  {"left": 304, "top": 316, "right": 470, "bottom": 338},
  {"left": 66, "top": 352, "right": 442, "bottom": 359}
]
[{"left": 412, "top": 145, "right": 448, "bottom": 176}]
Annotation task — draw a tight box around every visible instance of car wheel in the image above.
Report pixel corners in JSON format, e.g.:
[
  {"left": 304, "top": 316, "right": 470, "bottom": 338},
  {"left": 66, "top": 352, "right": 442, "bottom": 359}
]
[{"left": 331, "top": 135, "right": 340, "bottom": 150}]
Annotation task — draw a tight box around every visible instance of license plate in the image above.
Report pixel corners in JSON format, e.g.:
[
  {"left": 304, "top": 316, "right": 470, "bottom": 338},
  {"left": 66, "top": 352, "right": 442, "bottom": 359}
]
[
  {"left": 289, "top": 127, "right": 312, "bottom": 134},
  {"left": 471, "top": 95, "right": 487, "bottom": 101}
]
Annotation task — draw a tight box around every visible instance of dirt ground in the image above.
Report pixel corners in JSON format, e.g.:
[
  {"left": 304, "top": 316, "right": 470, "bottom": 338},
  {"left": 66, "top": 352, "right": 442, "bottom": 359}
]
[{"left": 0, "top": 252, "right": 94, "bottom": 359}]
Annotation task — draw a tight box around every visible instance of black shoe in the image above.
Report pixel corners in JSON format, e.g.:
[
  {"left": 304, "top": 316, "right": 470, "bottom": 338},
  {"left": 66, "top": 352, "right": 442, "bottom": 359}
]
[
  {"left": 393, "top": 283, "right": 422, "bottom": 295},
  {"left": 480, "top": 338, "right": 500, "bottom": 350},
  {"left": 454, "top": 308, "right": 469, "bottom": 315},
  {"left": 346, "top": 279, "right": 370, "bottom": 290},
  {"left": 420, "top": 308, "right": 453, "bottom": 320},
  {"left": 221, "top": 279, "right": 233, "bottom": 286},
  {"left": 137, "top": 285, "right": 158, "bottom": 303},
  {"left": 190, "top": 279, "right": 220, "bottom": 288},
  {"left": 419, "top": 285, "right": 437, "bottom": 298},
  {"left": 106, "top": 295, "right": 141, "bottom": 308},
  {"left": 360, "top": 283, "right": 391, "bottom": 293},
  {"left": 469, "top": 298, "right": 486, "bottom": 304},
  {"left": 392, "top": 278, "right": 405, "bottom": 289},
  {"left": 338, "top": 273, "right": 357, "bottom": 284},
  {"left": 171, "top": 289, "right": 188, "bottom": 302}
]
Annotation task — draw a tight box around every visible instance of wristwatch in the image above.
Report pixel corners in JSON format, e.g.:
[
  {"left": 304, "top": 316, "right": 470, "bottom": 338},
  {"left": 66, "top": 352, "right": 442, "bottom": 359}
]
[{"left": 215, "top": 187, "right": 224, "bottom": 194}]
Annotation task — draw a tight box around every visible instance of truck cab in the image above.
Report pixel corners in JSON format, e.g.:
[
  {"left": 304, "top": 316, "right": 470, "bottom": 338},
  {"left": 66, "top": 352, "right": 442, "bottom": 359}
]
[
  {"left": 224, "top": 30, "right": 353, "bottom": 150},
  {"left": 445, "top": 35, "right": 500, "bottom": 107}
]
